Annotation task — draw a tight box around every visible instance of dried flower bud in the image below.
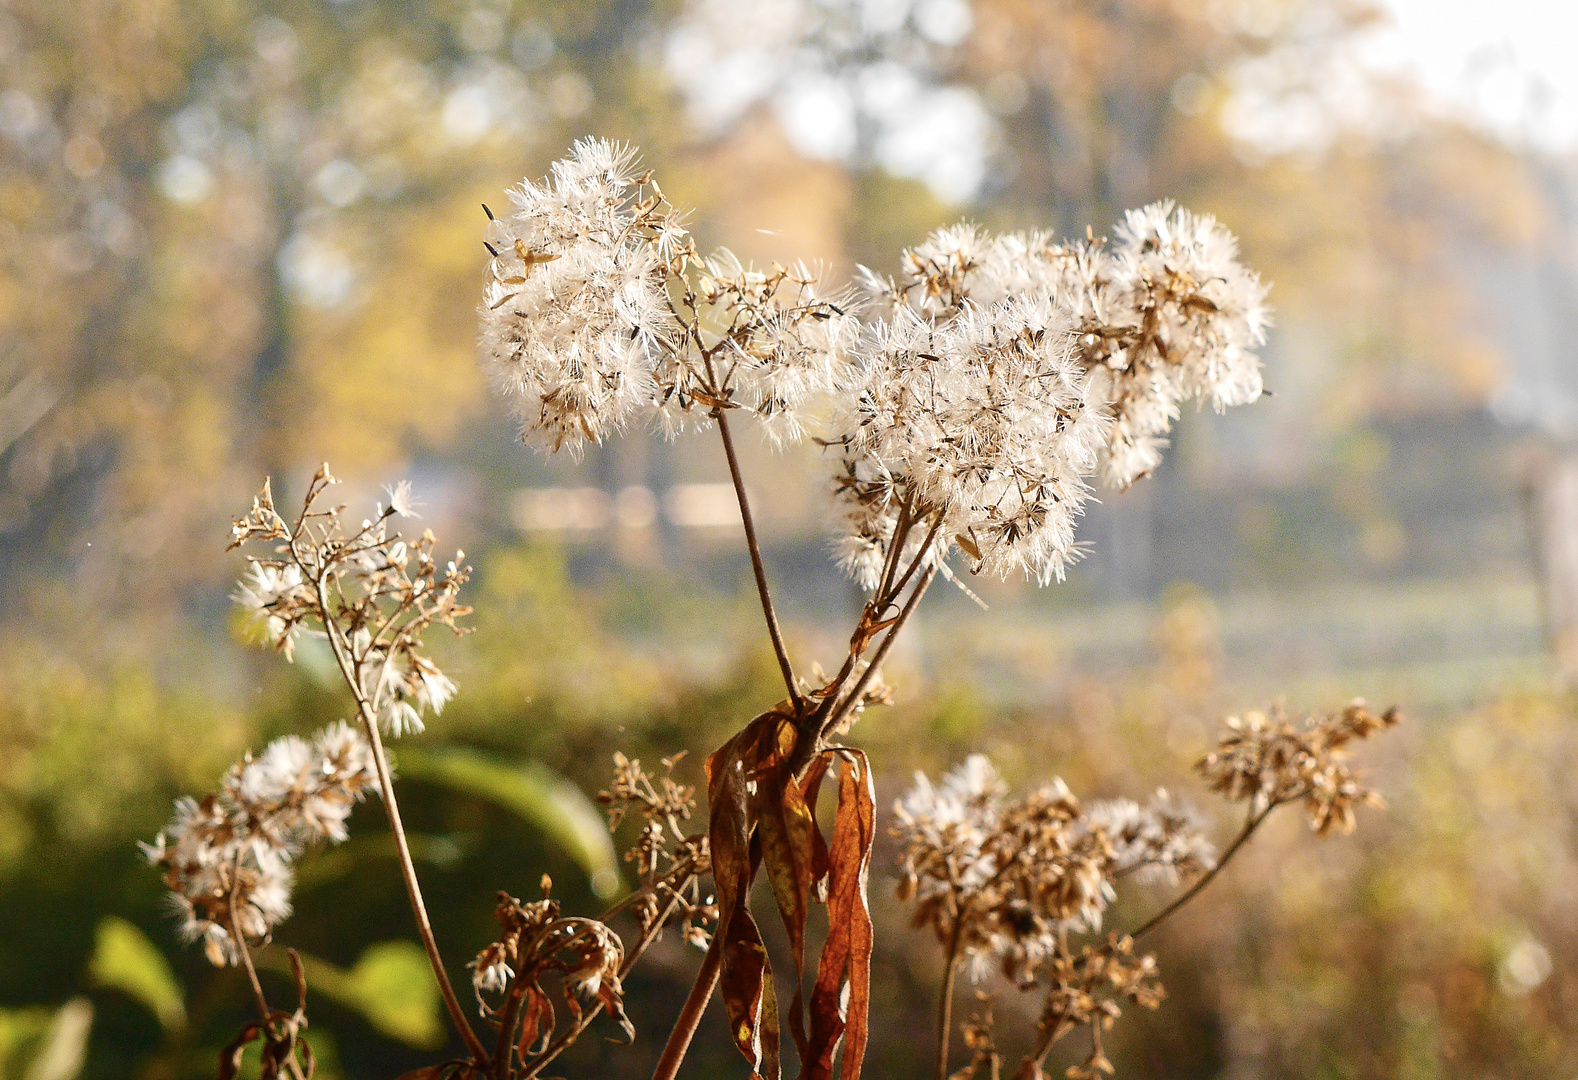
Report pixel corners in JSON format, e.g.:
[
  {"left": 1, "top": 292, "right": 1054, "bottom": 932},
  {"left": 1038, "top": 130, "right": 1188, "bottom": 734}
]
[{"left": 1196, "top": 700, "right": 1398, "bottom": 834}]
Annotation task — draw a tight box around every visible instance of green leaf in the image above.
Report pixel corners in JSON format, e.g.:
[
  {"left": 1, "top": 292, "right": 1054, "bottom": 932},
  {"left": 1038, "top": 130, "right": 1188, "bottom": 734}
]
[
  {"left": 396, "top": 747, "right": 620, "bottom": 897},
  {"left": 88, "top": 918, "right": 186, "bottom": 1031},
  {"left": 288, "top": 944, "right": 444, "bottom": 1051},
  {"left": 20, "top": 998, "right": 92, "bottom": 1080}
]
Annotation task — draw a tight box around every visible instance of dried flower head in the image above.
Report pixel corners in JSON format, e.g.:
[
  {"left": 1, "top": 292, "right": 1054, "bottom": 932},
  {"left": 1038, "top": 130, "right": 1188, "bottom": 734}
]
[
  {"left": 143, "top": 722, "right": 378, "bottom": 966},
  {"left": 832, "top": 295, "right": 1109, "bottom": 589},
  {"left": 894, "top": 756, "right": 1210, "bottom": 986},
  {"left": 1196, "top": 699, "right": 1398, "bottom": 834},
  {"left": 481, "top": 142, "right": 861, "bottom": 456},
  {"left": 480, "top": 139, "right": 670, "bottom": 454},
  {"left": 652, "top": 252, "right": 860, "bottom": 444},
  {"left": 597, "top": 752, "right": 715, "bottom": 947},
  {"left": 1030, "top": 935, "right": 1165, "bottom": 1080},
  {"left": 467, "top": 885, "right": 634, "bottom": 1047},
  {"left": 229, "top": 466, "right": 471, "bottom": 737},
  {"left": 867, "top": 202, "right": 1269, "bottom": 492}
]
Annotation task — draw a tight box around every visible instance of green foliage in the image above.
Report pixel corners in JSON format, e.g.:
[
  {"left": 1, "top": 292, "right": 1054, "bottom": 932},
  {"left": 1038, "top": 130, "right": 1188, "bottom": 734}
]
[
  {"left": 396, "top": 747, "right": 621, "bottom": 898},
  {"left": 292, "top": 943, "right": 445, "bottom": 1051},
  {"left": 87, "top": 918, "right": 185, "bottom": 1032},
  {"left": 0, "top": 999, "right": 92, "bottom": 1080}
]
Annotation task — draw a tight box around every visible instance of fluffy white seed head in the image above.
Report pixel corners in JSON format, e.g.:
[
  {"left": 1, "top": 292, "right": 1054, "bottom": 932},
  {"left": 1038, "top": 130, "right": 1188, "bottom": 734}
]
[
  {"left": 144, "top": 722, "right": 379, "bottom": 966},
  {"left": 479, "top": 139, "right": 670, "bottom": 455},
  {"left": 833, "top": 294, "right": 1108, "bottom": 587}
]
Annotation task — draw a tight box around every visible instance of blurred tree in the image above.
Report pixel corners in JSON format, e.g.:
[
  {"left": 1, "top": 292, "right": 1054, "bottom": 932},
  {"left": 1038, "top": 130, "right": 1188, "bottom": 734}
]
[{"left": 0, "top": 0, "right": 677, "bottom": 634}]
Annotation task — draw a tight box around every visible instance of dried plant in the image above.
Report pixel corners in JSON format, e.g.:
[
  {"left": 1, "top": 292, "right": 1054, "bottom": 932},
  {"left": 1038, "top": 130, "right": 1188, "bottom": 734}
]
[
  {"left": 893, "top": 703, "right": 1396, "bottom": 1080},
  {"left": 146, "top": 140, "right": 1396, "bottom": 1080}
]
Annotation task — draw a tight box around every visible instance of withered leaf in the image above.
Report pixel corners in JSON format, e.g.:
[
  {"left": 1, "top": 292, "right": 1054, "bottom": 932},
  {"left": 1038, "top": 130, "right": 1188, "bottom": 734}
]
[{"left": 804, "top": 749, "right": 876, "bottom": 1080}]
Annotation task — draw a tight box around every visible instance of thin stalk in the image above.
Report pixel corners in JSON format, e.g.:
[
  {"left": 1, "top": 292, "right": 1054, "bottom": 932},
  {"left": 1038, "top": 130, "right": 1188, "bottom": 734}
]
[
  {"left": 1018, "top": 1016, "right": 1077, "bottom": 1079},
  {"left": 315, "top": 578, "right": 491, "bottom": 1066},
  {"left": 824, "top": 564, "right": 938, "bottom": 738},
  {"left": 935, "top": 917, "right": 964, "bottom": 1080},
  {"left": 1129, "top": 803, "right": 1274, "bottom": 942},
  {"left": 229, "top": 905, "right": 271, "bottom": 1024},
  {"left": 650, "top": 929, "right": 725, "bottom": 1080},
  {"left": 228, "top": 905, "right": 307, "bottom": 1080},
  {"left": 715, "top": 409, "right": 800, "bottom": 708},
  {"left": 873, "top": 498, "right": 915, "bottom": 606},
  {"left": 883, "top": 513, "right": 943, "bottom": 608},
  {"left": 492, "top": 973, "right": 529, "bottom": 1080}
]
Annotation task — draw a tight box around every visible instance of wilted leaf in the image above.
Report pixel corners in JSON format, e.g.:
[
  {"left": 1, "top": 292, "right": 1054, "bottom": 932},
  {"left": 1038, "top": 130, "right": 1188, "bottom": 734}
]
[
  {"left": 397, "top": 747, "right": 621, "bottom": 897},
  {"left": 707, "top": 708, "right": 795, "bottom": 1080},
  {"left": 804, "top": 750, "right": 875, "bottom": 1080},
  {"left": 88, "top": 917, "right": 186, "bottom": 1031}
]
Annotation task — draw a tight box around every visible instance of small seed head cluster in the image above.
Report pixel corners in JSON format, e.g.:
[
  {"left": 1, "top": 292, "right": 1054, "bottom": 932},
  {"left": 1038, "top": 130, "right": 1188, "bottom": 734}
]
[
  {"left": 832, "top": 295, "right": 1110, "bottom": 588},
  {"left": 480, "top": 141, "right": 670, "bottom": 453},
  {"left": 598, "top": 752, "right": 716, "bottom": 947},
  {"left": 1029, "top": 935, "right": 1165, "bottom": 1080},
  {"left": 1196, "top": 700, "right": 1398, "bottom": 834},
  {"left": 142, "top": 722, "right": 377, "bottom": 967},
  {"left": 893, "top": 756, "right": 1212, "bottom": 985},
  {"left": 229, "top": 467, "right": 471, "bottom": 737},
  {"left": 655, "top": 251, "right": 860, "bottom": 445}
]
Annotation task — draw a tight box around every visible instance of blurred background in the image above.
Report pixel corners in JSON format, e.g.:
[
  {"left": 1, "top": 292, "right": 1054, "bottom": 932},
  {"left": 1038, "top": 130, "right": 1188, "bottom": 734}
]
[{"left": 3, "top": 0, "right": 1578, "bottom": 1075}]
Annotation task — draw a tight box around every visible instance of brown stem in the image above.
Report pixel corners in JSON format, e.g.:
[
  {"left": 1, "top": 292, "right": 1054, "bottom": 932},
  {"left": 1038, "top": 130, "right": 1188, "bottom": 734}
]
[
  {"left": 1018, "top": 1016, "right": 1077, "bottom": 1079},
  {"left": 650, "top": 928, "right": 725, "bottom": 1080},
  {"left": 315, "top": 577, "right": 491, "bottom": 1067},
  {"left": 874, "top": 497, "right": 915, "bottom": 605},
  {"left": 823, "top": 564, "right": 938, "bottom": 739},
  {"left": 228, "top": 902, "right": 308, "bottom": 1080},
  {"left": 884, "top": 512, "right": 943, "bottom": 608},
  {"left": 229, "top": 902, "right": 271, "bottom": 1024},
  {"left": 1128, "top": 803, "right": 1274, "bottom": 942},
  {"left": 492, "top": 973, "right": 529, "bottom": 1080},
  {"left": 935, "top": 916, "right": 965, "bottom": 1080},
  {"left": 714, "top": 409, "right": 800, "bottom": 708}
]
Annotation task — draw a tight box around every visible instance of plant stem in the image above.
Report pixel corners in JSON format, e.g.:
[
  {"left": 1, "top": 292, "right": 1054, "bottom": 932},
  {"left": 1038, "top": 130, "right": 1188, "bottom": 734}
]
[
  {"left": 715, "top": 408, "right": 800, "bottom": 708},
  {"left": 315, "top": 578, "right": 491, "bottom": 1067},
  {"left": 1128, "top": 803, "right": 1274, "bottom": 942},
  {"left": 228, "top": 907, "right": 307, "bottom": 1080},
  {"left": 824, "top": 564, "right": 938, "bottom": 738},
  {"left": 650, "top": 929, "right": 725, "bottom": 1080},
  {"left": 230, "top": 905, "right": 271, "bottom": 1024},
  {"left": 935, "top": 917, "right": 964, "bottom": 1080},
  {"left": 1017, "top": 1016, "right": 1076, "bottom": 1079}
]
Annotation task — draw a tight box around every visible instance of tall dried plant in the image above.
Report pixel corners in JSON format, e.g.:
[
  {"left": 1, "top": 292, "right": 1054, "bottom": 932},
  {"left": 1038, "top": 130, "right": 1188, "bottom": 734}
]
[{"left": 147, "top": 140, "right": 1396, "bottom": 1080}]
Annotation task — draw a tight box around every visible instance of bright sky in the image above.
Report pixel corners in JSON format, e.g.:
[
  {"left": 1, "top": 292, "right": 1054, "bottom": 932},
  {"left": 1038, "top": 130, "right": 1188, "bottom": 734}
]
[{"left": 1370, "top": 0, "right": 1578, "bottom": 150}]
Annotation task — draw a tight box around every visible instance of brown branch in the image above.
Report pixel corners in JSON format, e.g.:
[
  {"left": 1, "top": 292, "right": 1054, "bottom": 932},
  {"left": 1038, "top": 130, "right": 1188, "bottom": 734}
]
[
  {"left": 714, "top": 407, "right": 800, "bottom": 708},
  {"left": 823, "top": 564, "right": 938, "bottom": 739},
  {"left": 874, "top": 497, "right": 916, "bottom": 606},
  {"left": 227, "top": 901, "right": 307, "bottom": 1080},
  {"left": 650, "top": 928, "right": 725, "bottom": 1080},
  {"left": 1128, "top": 803, "right": 1274, "bottom": 942},
  {"left": 314, "top": 576, "right": 491, "bottom": 1067},
  {"left": 1018, "top": 1015, "right": 1078, "bottom": 1079},
  {"left": 229, "top": 899, "right": 271, "bottom": 1024},
  {"left": 935, "top": 916, "right": 965, "bottom": 1080},
  {"left": 884, "top": 512, "right": 943, "bottom": 608}
]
